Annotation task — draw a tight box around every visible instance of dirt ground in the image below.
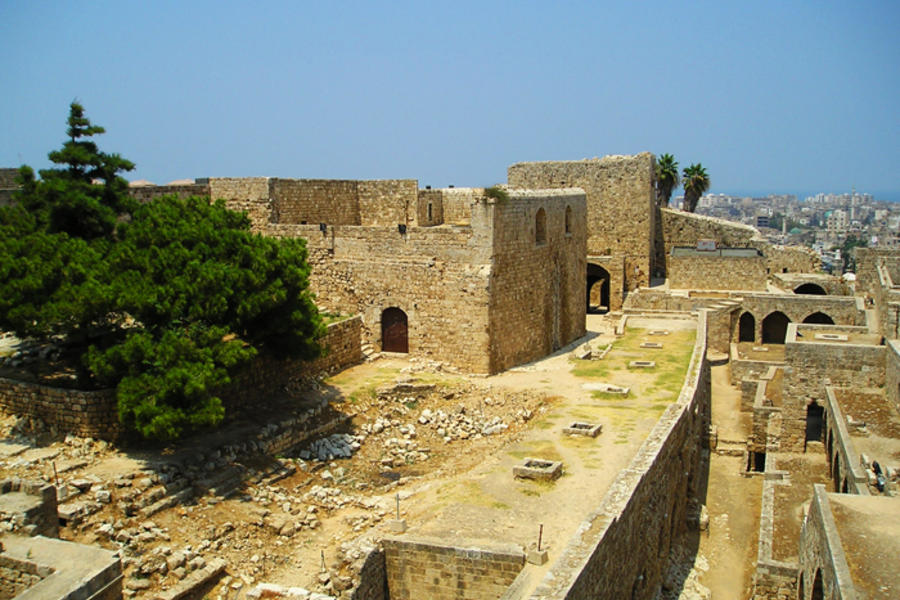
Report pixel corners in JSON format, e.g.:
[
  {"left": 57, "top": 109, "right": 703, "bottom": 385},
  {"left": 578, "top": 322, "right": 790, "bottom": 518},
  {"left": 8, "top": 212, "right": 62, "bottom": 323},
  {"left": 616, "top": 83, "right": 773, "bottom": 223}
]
[{"left": 692, "top": 363, "right": 762, "bottom": 600}]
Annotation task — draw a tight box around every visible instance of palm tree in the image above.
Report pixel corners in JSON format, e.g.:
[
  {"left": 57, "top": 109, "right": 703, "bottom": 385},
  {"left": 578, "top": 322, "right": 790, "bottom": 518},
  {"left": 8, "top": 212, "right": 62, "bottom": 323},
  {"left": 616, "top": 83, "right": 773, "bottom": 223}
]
[
  {"left": 656, "top": 153, "right": 679, "bottom": 207},
  {"left": 682, "top": 163, "right": 710, "bottom": 212}
]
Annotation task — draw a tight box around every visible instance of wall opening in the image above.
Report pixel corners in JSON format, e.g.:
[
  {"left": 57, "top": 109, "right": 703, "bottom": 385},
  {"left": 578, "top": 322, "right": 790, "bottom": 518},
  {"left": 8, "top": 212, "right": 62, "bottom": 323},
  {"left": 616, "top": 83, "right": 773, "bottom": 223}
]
[
  {"left": 565, "top": 205, "right": 572, "bottom": 234},
  {"left": 586, "top": 263, "right": 610, "bottom": 314},
  {"left": 427, "top": 202, "right": 433, "bottom": 222},
  {"left": 798, "top": 572, "right": 804, "bottom": 600},
  {"left": 802, "top": 312, "right": 834, "bottom": 325},
  {"left": 747, "top": 451, "right": 766, "bottom": 472},
  {"left": 811, "top": 568, "right": 824, "bottom": 600},
  {"left": 381, "top": 307, "right": 409, "bottom": 353},
  {"left": 535, "top": 208, "right": 547, "bottom": 245},
  {"left": 762, "top": 311, "right": 791, "bottom": 344},
  {"left": 739, "top": 312, "right": 756, "bottom": 342},
  {"left": 794, "top": 283, "right": 827, "bottom": 295},
  {"left": 805, "top": 401, "right": 824, "bottom": 447}
]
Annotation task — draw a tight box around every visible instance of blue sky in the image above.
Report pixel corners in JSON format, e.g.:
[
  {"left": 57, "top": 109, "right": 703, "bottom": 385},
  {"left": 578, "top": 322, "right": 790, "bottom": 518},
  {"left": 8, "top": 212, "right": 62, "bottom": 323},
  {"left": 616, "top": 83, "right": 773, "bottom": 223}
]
[{"left": 2, "top": 1, "right": 898, "bottom": 199}]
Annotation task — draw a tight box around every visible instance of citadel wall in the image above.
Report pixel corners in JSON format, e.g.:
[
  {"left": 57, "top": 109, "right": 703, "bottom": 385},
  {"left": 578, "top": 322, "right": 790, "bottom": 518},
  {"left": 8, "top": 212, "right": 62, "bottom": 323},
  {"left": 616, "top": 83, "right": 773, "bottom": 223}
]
[
  {"left": 518, "top": 313, "right": 710, "bottom": 599},
  {"left": 508, "top": 154, "right": 656, "bottom": 296}
]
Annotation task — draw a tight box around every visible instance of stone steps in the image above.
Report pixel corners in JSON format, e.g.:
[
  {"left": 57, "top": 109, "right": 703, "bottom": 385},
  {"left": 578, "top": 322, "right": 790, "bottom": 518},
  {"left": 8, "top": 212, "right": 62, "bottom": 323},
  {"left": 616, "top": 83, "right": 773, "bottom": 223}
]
[{"left": 715, "top": 438, "right": 747, "bottom": 457}]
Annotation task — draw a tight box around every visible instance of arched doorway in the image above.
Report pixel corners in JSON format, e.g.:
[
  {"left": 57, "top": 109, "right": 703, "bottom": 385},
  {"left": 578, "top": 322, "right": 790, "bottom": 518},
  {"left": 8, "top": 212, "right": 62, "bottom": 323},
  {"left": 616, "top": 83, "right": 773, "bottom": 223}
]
[
  {"left": 806, "top": 401, "right": 824, "bottom": 446},
  {"left": 803, "top": 312, "right": 835, "bottom": 325},
  {"left": 586, "top": 264, "right": 610, "bottom": 314},
  {"left": 762, "top": 311, "right": 791, "bottom": 344},
  {"left": 381, "top": 307, "right": 408, "bottom": 353},
  {"left": 739, "top": 312, "right": 756, "bottom": 342},
  {"left": 795, "top": 283, "right": 827, "bottom": 295}
]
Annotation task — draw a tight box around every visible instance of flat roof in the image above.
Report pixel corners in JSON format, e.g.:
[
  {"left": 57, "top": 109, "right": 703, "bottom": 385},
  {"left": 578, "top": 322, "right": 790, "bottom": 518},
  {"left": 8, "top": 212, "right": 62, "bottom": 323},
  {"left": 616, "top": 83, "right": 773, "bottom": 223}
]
[{"left": 827, "top": 494, "right": 900, "bottom": 597}]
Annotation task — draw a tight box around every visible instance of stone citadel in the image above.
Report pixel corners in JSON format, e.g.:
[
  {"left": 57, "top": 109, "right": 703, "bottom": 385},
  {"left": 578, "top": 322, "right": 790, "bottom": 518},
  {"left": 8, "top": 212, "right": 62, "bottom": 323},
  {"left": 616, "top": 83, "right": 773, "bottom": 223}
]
[{"left": 0, "top": 153, "right": 898, "bottom": 599}]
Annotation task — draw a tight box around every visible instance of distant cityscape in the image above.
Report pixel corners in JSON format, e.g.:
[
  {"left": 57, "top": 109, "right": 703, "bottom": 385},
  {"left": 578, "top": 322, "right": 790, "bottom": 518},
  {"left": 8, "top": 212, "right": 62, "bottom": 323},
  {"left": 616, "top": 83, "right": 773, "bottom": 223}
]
[{"left": 671, "top": 190, "right": 899, "bottom": 273}]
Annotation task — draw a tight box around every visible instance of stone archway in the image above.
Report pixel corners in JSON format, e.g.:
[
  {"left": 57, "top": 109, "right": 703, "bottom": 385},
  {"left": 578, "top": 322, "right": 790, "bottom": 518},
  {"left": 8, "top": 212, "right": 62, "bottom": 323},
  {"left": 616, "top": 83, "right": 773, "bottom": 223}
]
[
  {"left": 381, "top": 307, "right": 408, "bottom": 353},
  {"left": 803, "top": 312, "right": 835, "bottom": 325},
  {"left": 794, "top": 283, "right": 827, "bottom": 295},
  {"left": 762, "top": 311, "right": 791, "bottom": 344},
  {"left": 586, "top": 263, "right": 610, "bottom": 314},
  {"left": 739, "top": 312, "right": 756, "bottom": 342}
]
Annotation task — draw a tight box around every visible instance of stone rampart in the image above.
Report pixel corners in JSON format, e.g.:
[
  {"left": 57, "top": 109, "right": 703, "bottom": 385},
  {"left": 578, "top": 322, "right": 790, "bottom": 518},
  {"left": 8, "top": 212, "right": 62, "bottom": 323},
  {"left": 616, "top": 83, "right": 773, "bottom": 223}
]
[
  {"left": 383, "top": 536, "right": 524, "bottom": 600},
  {"left": 660, "top": 208, "right": 758, "bottom": 260},
  {"left": 508, "top": 153, "right": 656, "bottom": 293},
  {"left": 128, "top": 182, "right": 210, "bottom": 204},
  {"left": 358, "top": 180, "right": 417, "bottom": 226},
  {"left": 209, "top": 177, "right": 273, "bottom": 230},
  {"left": 886, "top": 340, "right": 900, "bottom": 414},
  {"left": 271, "top": 179, "right": 359, "bottom": 225},
  {"left": 667, "top": 253, "right": 767, "bottom": 291},
  {"left": 523, "top": 312, "right": 709, "bottom": 599}
]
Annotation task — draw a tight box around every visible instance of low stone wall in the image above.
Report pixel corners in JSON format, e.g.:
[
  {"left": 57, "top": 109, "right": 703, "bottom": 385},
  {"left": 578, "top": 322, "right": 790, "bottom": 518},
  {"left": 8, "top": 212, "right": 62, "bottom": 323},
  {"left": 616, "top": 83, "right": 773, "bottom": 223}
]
[
  {"left": 0, "top": 555, "right": 49, "bottom": 600},
  {"left": 730, "top": 355, "right": 784, "bottom": 386},
  {"left": 0, "top": 480, "right": 58, "bottom": 538},
  {"left": 667, "top": 254, "right": 767, "bottom": 291},
  {"left": 0, "top": 317, "right": 361, "bottom": 441},
  {"left": 522, "top": 312, "right": 710, "bottom": 599},
  {"left": 822, "top": 387, "right": 869, "bottom": 495},
  {"left": 886, "top": 340, "right": 900, "bottom": 415},
  {"left": 797, "top": 486, "right": 856, "bottom": 600},
  {"left": 383, "top": 536, "right": 524, "bottom": 600},
  {"left": 759, "top": 244, "right": 820, "bottom": 275}
]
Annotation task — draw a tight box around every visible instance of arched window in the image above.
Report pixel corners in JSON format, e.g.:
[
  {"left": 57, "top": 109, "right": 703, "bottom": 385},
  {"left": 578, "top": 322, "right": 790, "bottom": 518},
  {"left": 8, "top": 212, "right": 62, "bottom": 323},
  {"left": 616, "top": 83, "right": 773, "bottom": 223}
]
[
  {"left": 535, "top": 208, "right": 546, "bottom": 245},
  {"left": 565, "top": 205, "right": 572, "bottom": 234}
]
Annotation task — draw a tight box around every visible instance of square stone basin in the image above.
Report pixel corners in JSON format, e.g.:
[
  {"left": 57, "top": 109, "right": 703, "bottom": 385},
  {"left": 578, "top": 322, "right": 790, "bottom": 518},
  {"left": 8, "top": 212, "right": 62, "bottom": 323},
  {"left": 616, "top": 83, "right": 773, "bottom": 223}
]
[
  {"left": 563, "top": 422, "right": 602, "bottom": 437},
  {"left": 640, "top": 342, "right": 663, "bottom": 349},
  {"left": 752, "top": 346, "right": 769, "bottom": 352},
  {"left": 628, "top": 360, "right": 656, "bottom": 368},
  {"left": 648, "top": 330, "right": 669, "bottom": 336},
  {"left": 513, "top": 458, "right": 563, "bottom": 481}
]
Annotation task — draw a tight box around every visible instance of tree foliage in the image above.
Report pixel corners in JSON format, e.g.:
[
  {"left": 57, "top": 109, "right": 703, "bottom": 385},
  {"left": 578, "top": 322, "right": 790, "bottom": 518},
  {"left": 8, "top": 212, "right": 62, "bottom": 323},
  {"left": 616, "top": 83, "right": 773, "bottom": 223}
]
[
  {"left": 655, "top": 153, "right": 679, "bottom": 208},
  {"left": 682, "top": 163, "right": 710, "bottom": 213},
  {"left": 0, "top": 103, "right": 323, "bottom": 440}
]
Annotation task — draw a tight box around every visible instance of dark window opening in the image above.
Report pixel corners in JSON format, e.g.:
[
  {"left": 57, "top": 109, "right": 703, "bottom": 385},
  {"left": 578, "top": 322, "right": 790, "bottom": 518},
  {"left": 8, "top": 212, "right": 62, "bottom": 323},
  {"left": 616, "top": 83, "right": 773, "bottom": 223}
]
[
  {"left": 535, "top": 208, "right": 547, "bottom": 245},
  {"left": 739, "top": 312, "right": 756, "bottom": 342},
  {"left": 565, "top": 205, "right": 572, "bottom": 234},
  {"left": 762, "top": 311, "right": 791, "bottom": 344},
  {"left": 805, "top": 401, "right": 824, "bottom": 448},
  {"left": 747, "top": 451, "right": 766, "bottom": 472}
]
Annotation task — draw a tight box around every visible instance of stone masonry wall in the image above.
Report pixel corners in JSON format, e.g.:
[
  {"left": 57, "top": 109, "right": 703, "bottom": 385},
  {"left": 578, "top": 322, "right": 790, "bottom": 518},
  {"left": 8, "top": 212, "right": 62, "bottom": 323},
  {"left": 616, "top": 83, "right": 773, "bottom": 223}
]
[
  {"left": 271, "top": 179, "right": 359, "bottom": 225},
  {"left": 782, "top": 330, "right": 885, "bottom": 452},
  {"left": 208, "top": 177, "right": 274, "bottom": 230},
  {"left": 383, "top": 536, "right": 524, "bottom": 600},
  {"left": 886, "top": 341, "right": 900, "bottom": 415},
  {"left": 758, "top": 244, "right": 820, "bottom": 275},
  {"left": 508, "top": 153, "right": 656, "bottom": 293},
  {"left": 525, "top": 313, "right": 710, "bottom": 599},
  {"left": 128, "top": 182, "right": 210, "bottom": 204},
  {"left": 735, "top": 294, "right": 865, "bottom": 344},
  {"left": 0, "top": 379, "right": 121, "bottom": 440},
  {"left": 660, "top": 208, "right": 758, "bottom": 261},
  {"left": 271, "top": 221, "right": 494, "bottom": 372},
  {"left": 358, "top": 180, "right": 418, "bottom": 227},
  {"left": 488, "top": 190, "right": 587, "bottom": 372},
  {"left": 667, "top": 254, "right": 767, "bottom": 290},
  {"left": 0, "top": 479, "right": 58, "bottom": 538},
  {"left": 417, "top": 189, "right": 444, "bottom": 226},
  {"left": 797, "top": 486, "right": 856, "bottom": 600},
  {"left": 0, "top": 556, "right": 48, "bottom": 600}
]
